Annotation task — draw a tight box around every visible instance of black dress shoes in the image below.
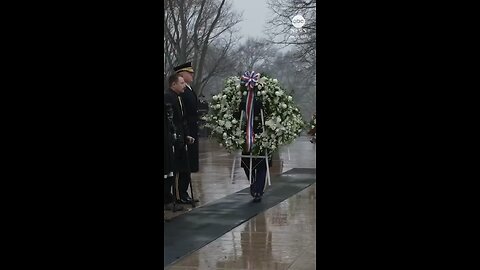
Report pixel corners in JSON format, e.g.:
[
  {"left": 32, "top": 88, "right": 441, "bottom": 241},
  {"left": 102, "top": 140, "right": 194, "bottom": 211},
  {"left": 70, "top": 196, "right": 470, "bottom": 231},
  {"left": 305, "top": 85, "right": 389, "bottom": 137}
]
[
  {"left": 177, "top": 196, "right": 199, "bottom": 204},
  {"left": 186, "top": 197, "right": 199, "bottom": 203},
  {"left": 176, "top": 198, "right": 190, "bottom": 204}
]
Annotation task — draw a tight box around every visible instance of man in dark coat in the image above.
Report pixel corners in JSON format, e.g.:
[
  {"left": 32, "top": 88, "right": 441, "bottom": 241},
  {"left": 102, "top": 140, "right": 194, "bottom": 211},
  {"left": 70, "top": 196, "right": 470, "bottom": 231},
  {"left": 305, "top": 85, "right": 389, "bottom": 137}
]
[
  {"left": 164, "top": 103, "right": 175, "bottom": 204},
  {"left": 164, "top": 73, "right": 195, "bottom": 210},
  {"left": 174, "top": 62, "right": 200, "bottom": 204}
]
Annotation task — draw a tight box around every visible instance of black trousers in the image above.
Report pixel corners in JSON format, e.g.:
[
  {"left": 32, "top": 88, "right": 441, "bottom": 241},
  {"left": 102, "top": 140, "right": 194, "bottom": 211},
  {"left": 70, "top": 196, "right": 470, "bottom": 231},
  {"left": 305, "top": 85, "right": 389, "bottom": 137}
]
[
  {"left": 242, "top": 166, "right": 267, "bottom": 198},
  {"left": 164, "top": 177, "right": 174, "bottom": 204},
  {"left": 176, "top": 172, "right": 191, "bottom": 199}
]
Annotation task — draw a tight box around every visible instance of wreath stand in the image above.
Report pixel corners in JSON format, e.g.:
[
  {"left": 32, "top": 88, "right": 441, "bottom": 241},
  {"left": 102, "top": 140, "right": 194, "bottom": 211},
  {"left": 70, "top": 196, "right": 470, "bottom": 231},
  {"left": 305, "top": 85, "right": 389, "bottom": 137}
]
[{"left": 230, "top": 108, "right": 271, "bottom": 186}]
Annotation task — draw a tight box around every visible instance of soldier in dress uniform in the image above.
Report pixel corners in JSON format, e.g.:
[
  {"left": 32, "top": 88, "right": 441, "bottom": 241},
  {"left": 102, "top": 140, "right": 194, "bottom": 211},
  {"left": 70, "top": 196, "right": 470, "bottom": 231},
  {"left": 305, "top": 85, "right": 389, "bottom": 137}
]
[
  {"left": 173, "top": 62, "right": 200, "bottom": 204},
  {"left": 237, "top": 96, "right": 272, "bottom": 202},
  {"left": 164, "top": 73, "right": 195, "bottom": 211}
]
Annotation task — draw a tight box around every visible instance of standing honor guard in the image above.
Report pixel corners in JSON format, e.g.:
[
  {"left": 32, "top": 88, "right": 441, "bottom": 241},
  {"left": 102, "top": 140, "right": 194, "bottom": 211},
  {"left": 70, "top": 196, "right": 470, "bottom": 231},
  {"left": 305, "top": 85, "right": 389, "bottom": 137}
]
[
  {"left": 236, "top": 71, "right": 272, "bottom": 202},
  {"left": 174, "top": 62, "right": 200, "bottom": 204}
]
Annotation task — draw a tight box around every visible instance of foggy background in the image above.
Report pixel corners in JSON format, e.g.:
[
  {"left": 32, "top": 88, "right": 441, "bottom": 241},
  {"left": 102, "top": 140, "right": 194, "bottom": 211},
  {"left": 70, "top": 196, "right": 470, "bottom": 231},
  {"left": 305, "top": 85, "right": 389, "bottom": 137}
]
[{"left": 164, "top": 0, "right": 316, "bottom": 122}]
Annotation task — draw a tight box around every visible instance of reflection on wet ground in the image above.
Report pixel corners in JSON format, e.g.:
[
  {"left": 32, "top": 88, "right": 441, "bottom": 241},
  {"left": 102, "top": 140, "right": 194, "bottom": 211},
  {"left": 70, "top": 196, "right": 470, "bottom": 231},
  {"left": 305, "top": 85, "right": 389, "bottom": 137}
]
[
  {"left": 164, "top": 136, "right": 316, "bottom": 269},
  {"left": 166, "top": 184, "right": 316, "bottom": 270},
  {"left": 164, "top": 136, "right": 315, "bottom": 220}
]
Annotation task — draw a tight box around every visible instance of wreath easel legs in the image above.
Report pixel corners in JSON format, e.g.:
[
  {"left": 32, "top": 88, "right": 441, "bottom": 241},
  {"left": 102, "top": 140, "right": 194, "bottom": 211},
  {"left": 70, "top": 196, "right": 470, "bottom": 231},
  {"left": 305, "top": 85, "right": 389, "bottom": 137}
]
[{"left": 230, "top": 108, "right": 271, "bottom": 187}]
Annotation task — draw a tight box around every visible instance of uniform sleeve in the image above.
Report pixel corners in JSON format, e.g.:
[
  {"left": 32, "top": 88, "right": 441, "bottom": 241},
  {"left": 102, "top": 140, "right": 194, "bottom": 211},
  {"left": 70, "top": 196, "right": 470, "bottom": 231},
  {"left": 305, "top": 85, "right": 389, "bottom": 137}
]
[
  {"left": 180, "top": 91, "right": 198, "bottom": 119},
  {"left": 184, "top": 121, "right": 191, "bottom": 139}
]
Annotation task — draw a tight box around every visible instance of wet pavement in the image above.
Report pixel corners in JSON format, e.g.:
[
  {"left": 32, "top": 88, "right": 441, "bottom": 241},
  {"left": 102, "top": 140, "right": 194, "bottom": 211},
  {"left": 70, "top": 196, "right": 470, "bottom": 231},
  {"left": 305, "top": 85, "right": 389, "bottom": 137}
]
[{"left": 164, "top": 136, "right": 316, "bottom": 269}]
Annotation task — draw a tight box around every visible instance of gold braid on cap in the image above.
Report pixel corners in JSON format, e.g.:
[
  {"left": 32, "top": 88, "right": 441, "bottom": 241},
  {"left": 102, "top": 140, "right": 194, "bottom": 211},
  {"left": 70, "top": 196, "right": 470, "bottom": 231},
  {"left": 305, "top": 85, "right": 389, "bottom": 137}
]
[{"left": 176, "top": 67, "right": 194, "bottom": 73}]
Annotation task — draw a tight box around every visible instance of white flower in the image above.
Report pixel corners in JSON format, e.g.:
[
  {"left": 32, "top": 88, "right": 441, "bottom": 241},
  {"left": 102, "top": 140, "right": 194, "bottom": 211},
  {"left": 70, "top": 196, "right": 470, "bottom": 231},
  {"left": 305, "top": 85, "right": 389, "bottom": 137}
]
[
  {"left": 205, "top": 75, "right": 305, "bottom": 154},
  {"left": 265, "top": 119, "right": 274, "bottom": 127}
]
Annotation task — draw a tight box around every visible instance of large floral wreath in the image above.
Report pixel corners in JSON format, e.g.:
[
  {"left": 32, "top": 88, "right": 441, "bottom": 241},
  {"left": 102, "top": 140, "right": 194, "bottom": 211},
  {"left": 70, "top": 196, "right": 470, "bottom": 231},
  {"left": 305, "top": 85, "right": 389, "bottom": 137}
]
[{"left": 203, "top": 72, "right": 305, "bottom": 155}]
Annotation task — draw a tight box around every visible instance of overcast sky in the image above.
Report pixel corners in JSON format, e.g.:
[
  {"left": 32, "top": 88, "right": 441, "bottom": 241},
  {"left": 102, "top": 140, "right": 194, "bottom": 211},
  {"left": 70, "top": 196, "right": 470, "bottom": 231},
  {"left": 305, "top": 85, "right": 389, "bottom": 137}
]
[
  {"left": 231, "top": 0, "right": 294, "bottom": 53},
  {"left": 231, "top": 0, "right": 272, "bottom": 42}
]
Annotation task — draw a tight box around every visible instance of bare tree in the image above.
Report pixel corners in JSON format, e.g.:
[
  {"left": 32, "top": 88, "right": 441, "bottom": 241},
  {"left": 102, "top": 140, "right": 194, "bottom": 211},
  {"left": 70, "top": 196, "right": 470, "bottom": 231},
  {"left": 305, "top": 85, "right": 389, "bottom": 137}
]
[
  {"left": 258, "top": 50, "right": 316, "bottom": 121},
  {"left": 265, "top": 0, "right": 316, "bottom": 69},
  {"left": 164, "top": 0, "right": 242, "bottom": 95},
  {"left": 233, "top": 38, "right": 276, "bottom": 72}
]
